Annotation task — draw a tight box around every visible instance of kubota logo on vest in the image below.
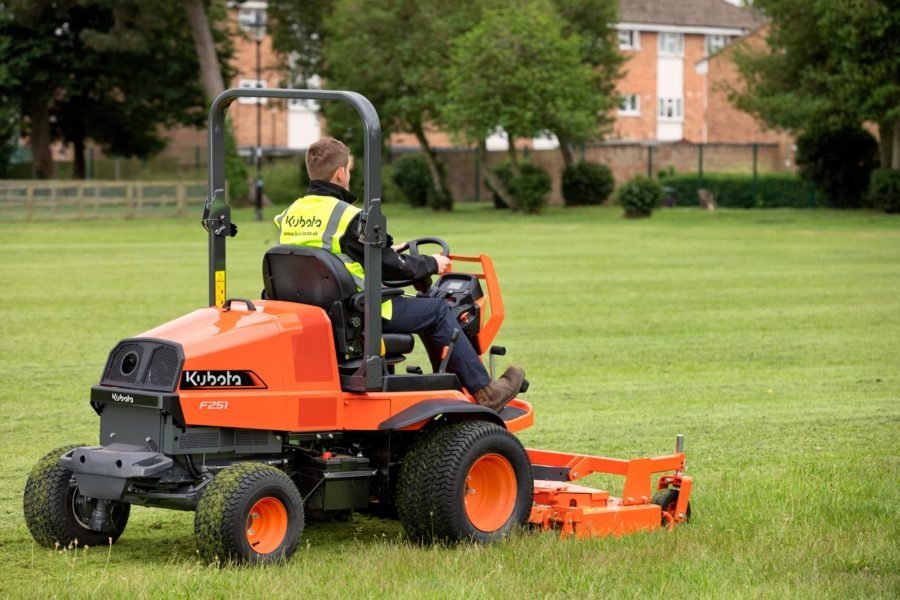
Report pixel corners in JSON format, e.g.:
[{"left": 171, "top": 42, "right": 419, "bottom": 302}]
[{"left": 284, "top": 215, "right": 323, "bottom": 229}]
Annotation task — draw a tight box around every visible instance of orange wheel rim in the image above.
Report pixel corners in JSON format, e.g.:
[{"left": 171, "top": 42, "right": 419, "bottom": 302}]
[
  {"left": 246, "top": 496, "right": 288, "bottom": 554},
  {"left": 464, "top": 453, "right": 517, "bottom": 532}
]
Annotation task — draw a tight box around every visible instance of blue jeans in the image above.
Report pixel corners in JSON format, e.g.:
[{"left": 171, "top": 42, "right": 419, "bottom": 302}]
[{"left": 383, "top": 296, "right": 491, "bottom": 394}]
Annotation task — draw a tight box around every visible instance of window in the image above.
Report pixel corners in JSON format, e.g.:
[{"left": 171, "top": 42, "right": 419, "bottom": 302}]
[
  {"left": 658, "top": 32, "right": 684, "bottom": 56},
  {"left": 238, "top": 8, "right": 267, "bottom": 33},
  {"left": 618, "top": 29, "right": 640, "bottom": 50},
  {"left": 618, "top": 94, "right": 640, "bottom": 116},
  {"left": 705, "top": 35, "right": 730, "bottom": 55},
  {"left": 657, "top": 97, "right": 683, "bottom": 120},
  {"left": 238, "top": 79, "right": 268, "bottom": 104}
]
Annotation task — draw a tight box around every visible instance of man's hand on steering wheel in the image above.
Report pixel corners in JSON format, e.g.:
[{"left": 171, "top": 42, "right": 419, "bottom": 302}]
[
  {"left": 385, "top": 236, "right": 451, "bottom": 288},
  {"left": 432, "top": 254, "right": 451, "bottom": 274}
]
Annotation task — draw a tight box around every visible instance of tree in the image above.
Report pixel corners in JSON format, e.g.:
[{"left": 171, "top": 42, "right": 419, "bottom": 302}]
[
  {"left": 550, "top": 0, "right": 624, "bottom": 167},
  {"left": 442, "top": 1, "right": 603, "bottom": 208},
  {"left": 0, "top": 0, "right": 219, "bottom": 178},
  {"left": 732, "top": 0, "right": 900, "bottom": 169}
]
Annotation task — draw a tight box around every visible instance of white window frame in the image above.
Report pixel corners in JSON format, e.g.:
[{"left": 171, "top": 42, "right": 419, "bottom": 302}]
[
  {"left": 658, "top": 32, "right": 684, "bottom": 56},
  {"left": 618, "top": 29, "right": 640, "bottom": 51},
  {"left": 238, "top": 79, "right": 268, "bottom": 104},
  {"left": 238, "top": 7, "right": 267, "bottom": 34},
  {"left": 618, "top": 94, "right": 640, "bottom": 116},
  {"left": 705, "top": 34, "right": 730, "bottom": 55},
  {"left": 657, "top": 97, "right": 684, "bottom": 121}
]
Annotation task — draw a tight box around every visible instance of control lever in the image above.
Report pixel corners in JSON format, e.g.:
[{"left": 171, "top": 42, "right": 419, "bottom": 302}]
[
  {"left": 488, "top": 345, "right": 506, "bottom": 381},
  {"left": 438, "top": 329, "right": 460, "bottom": 373},
  {"left": 406, "top": 365, "right": 423, "bottom": 375}
]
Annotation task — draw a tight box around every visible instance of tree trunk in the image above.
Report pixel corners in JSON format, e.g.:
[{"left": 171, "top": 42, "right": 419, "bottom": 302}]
[
  {"left": 556, "top": 133, "right": 575, "bottom": 169},
  {"left": 893, "top": 120, "right": 900, "bottom": 170},
  {"left": 72, "top": 135, "right": 86, "bottom": 180},
  {"left": 878, "top": 122, "right": 894, "bottom": 169},
  {"left": 506, "top": 138, "right": 520, "bottom": 177},
  {"left": 183, "top": 0, "right": 225, "bottom": 98},
  {"left": 28, "top": 99, "right": 53, "bottom": 179},
  {"left": 411, "top": 122, "right": 454, "bottom": 209},
  {"left": 480, "top": 140, "right": 515, "bottom": 209}
]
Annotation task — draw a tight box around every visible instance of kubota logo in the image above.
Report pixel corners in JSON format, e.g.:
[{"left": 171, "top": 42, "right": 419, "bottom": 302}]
[
  {"left": 111, "top": 393, "right": 134, "bottom": 403},
  {"left": 184, "top": 371, "right": 241, "bottom": 387},
  {"left": 283, "top": 215, "right": 322, "bottom": 229}
]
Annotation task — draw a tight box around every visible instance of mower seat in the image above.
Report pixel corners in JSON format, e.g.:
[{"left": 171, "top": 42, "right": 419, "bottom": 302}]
[{"left": 262, "top": 245, "right": 414, "bottom": 367}]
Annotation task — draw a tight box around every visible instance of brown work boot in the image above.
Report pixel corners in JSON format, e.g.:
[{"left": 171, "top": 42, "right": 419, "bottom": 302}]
[{"left": 474, "top": 366, "right": 525, "bottom": 412}]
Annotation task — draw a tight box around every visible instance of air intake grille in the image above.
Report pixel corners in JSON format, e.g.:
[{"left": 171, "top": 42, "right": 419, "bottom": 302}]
[
  {"left": 236, "top": 430, "right": 271, "bottom": 446},
  {"left": 146, "top": 346, "right": 180, "bottom": 388}
]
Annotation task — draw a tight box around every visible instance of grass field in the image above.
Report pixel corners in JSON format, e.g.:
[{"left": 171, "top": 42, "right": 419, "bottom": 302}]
[{"left": 0, "top": 204, "right": 898, "bottom": 598}]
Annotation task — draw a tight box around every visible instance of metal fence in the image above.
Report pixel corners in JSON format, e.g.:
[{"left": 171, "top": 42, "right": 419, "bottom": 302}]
[{"left": 0, "top": 180, "right": 207, "bottom": 221}]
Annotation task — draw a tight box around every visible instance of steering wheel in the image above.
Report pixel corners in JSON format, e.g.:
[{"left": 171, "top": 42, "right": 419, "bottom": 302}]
[{"left": 384, "top": 236, "right": 450, "bottom": 288}]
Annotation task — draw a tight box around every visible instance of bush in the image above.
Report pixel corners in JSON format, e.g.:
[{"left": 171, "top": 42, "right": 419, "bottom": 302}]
[
  {"left": 390, "top": 153, "right": 452, "bottom": 210},
  {"left": 224, "top": 123, "right": 249, "bottom": 205},
  {"left": 562, "top": 161, "right": 615, "bottom": 206},
  {"left": 868, "top": 168, "right": 900, "bottom": 214},
  {"left": 489, "top": 162, "right": 551, "bottom": 213},
  {"left": 660, "top": 173, "right": 815, "bottom": 208},
  {"left": 796, "top": 123, "right": 878, "bottom": 208},
  {"left": 264, "top": 156, "right": 398, "bottom": 206},
  {"left": 616, "top": 175, "right": 663, "bottom": 218}
]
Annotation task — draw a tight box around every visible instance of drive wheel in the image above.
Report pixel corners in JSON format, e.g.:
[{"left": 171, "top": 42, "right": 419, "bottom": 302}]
[
  {"left": 23, "top": 445, "right": 130, "bottom": 548},
  {"left": 651, "top": 488, "right": 692, "bottom": 525},
  {"left": 194, "top": 462, "right": 303, "bottom": 564},
  {"left": 397, "top": 420, "right": 532, "bottom": 544}
]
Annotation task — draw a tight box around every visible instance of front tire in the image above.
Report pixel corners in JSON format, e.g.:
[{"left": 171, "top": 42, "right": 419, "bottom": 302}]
[
  {"left": 23, "top": 445, "right": 130, "bottom": 548},
  {"left": 651, "top": 488, "right": 692, "bottom": 525},
  {"left": 397, "top": 420, "right": 532, "bottom": 544},
  {"left": 194, "top": 462, "right": 304, "bottom": 564}
]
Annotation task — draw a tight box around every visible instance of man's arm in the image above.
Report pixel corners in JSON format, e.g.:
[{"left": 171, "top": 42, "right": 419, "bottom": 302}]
[{"left": 340, "top": 215, "right": 439, "bottom": 281}]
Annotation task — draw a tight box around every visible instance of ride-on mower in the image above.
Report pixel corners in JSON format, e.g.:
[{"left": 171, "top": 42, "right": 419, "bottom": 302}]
[{"left": 23, "top": 89, "right": 692, "bottom": 563}]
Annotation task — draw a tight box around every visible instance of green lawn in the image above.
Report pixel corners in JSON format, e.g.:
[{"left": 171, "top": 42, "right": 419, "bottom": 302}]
[{"left": 0, "top": 204, "right": 898, "bottom": 598}]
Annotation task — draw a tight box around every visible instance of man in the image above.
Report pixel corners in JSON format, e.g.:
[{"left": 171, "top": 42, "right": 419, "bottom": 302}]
[{"left": 274, "top": 137, "right": 524, "bottom": 411}]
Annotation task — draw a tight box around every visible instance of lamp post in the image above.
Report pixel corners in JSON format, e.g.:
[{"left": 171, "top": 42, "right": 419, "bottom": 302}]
[{"left": 252, "top": 8, "right": 266, "bottom": 221}]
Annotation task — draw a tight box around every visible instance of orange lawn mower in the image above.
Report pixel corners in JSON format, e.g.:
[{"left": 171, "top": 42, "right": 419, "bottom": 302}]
[{"left": 23, "top": 89, "right": 693, "bottom": 563}]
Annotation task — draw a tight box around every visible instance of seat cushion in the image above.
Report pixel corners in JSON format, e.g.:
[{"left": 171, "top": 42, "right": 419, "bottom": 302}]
[{"left": 383, "top": 334, "right": 414, "bottom": 356}]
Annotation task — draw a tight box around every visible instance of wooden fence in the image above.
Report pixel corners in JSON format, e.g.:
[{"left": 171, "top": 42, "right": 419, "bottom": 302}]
[{"left": 0, "top": 180, "right": 207, "bottom": 221}]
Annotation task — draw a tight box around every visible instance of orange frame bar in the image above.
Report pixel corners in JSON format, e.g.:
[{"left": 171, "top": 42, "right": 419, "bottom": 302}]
[{"left": 448, "top": 253, "right": 504, "bottom": 354}]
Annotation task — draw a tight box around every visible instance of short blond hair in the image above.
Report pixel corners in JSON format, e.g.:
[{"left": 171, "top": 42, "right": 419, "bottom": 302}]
[{"left": 305, "top": 137, "right": 350, "bottom": 181}]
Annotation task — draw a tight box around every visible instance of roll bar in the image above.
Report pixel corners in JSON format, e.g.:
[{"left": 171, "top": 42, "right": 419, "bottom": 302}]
[{"left": 203, "top": 88, "right": 386, "bottom": 391}]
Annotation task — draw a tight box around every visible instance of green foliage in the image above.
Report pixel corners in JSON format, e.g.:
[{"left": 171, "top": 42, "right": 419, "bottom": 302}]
[
  {"left": 224, "top": 122, "right": 249, "bottom": 205},
  {"left": 443, "top": 2, "right": 603, "bottom": 146},
  {"left": 796, "top": 124, "right": 878, "bottom": 208},
  {"left": 661, "top": 173, "right": 815, "bottom": 209},
  {"left": 488, "top": 162, "right": 551, "bottom": 213},
  {"left": 0, "top": 0, "right": 229, "bottom": 177},
  {"left": 732, "top": 0, "right": 900, "bottom": 159},
  {"left": 562, "top": 161, "right": 615, "bottom": 206},
  {"left": 616, "top": 175, "right": 663, "bottom": 218},
  {"left": 868, "top": 168, "right": 900, "bottom": 214},
  {"left": 391, "top": 154, "right": 432, "bottom": 208}
]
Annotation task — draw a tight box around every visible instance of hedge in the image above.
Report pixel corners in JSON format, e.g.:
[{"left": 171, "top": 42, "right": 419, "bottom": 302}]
[{"left": 660, "top": 173, "right": 816, "bottom": 209}]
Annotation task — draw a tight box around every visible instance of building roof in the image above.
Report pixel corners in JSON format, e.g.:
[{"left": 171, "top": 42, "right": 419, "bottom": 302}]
[{"left": 619, "top": 0, "right": 765, "bottom": 31}]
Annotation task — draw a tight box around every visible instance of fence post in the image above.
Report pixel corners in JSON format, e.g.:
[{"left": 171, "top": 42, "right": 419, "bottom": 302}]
[
  {"left": 647, "top": 145, "right": 654, "bottom": 178},
  {"left": 77, "top": 182, "right": 84, "bottom": 219},
  {"left": 135, "top": 183, "right": 143, "bottom": 217},
  {"left": 26, "top": 185, "right": 34, "bottom": 221},
  {"left": 474, "top": 149, "right": 481, "bottom": 202},
  {"left": 177, "top": 183, "right": 186, "bottom": 216},
  {"left": 752, "top": 143, "right": 759, "bottom": 203},
  {"left": 698, "top": 143, "right": 704, "bottom": 188}
]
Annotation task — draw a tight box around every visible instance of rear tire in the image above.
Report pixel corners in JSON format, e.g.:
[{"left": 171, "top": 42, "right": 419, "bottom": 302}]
[
  {"left": 194, "top": 462, "right": 303, "bottom": 564},
  {"left": 651, "top": 488, "right": 692, "bottom": 525},
  {"left": 23, "top": 445, "right": 130, "bottom": 548},
  {"left": 397, "top": 420, "right": 532, "bottom": 544}
]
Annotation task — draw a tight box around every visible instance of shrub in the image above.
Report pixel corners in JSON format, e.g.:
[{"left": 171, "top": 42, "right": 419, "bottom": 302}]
[
  {"left": 264, "top": 157, "right": 397, "bottom": 206},
  {"left": 868, "top": 168, "right": 900, "bottom": 214},
  {"left": 391, "top": 153, "right": 452, "bottom": 209},
  {"left": 796, "top": 123, "right": 878, "bottom": 208},
  {"left": 660, "top": 173, "right": 815, "bottom": 208},
  {"left": 616, "top": 175, "right": 662, "bottom": 218},
  {"left": 562, "top": 161, "right": 615, "bottom": 206},
  {"left": 224, "top": 124, "right": 249, "bottom": 204},
  {"left": 489, "top": 162, "right": 551, "bottom": 213}
]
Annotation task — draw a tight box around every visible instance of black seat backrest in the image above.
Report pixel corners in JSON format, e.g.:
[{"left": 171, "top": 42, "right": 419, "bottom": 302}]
[{"left": 263, "top": 245, "right": 358, "bottom": 308}]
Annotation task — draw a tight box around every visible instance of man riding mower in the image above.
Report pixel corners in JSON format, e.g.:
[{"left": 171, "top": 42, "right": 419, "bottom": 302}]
[{"left": 23, "top": 89, "right": 692, "bottom": 564}]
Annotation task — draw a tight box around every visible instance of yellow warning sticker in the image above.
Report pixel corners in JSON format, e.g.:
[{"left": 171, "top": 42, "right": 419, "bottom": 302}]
[{"left": 215, "top": 270, "right": 226, "bottom": 307}]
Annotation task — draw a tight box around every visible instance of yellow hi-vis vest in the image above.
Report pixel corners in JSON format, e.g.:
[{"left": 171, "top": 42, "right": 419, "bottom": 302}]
[{"left": 274, "top": 195, "right": 392, "bottom": 319}]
